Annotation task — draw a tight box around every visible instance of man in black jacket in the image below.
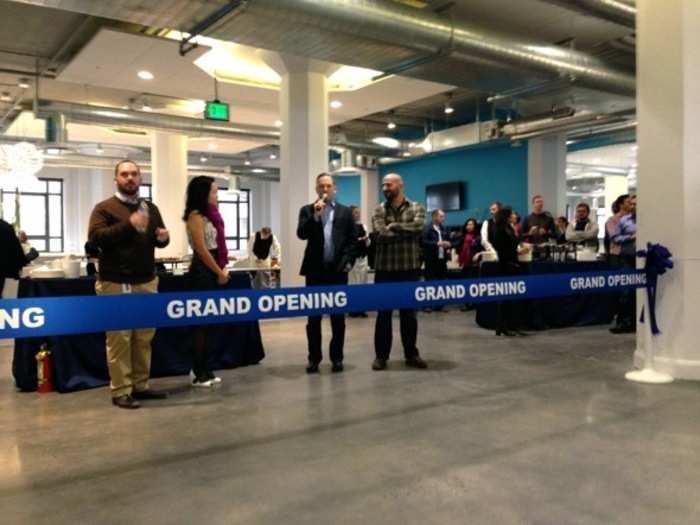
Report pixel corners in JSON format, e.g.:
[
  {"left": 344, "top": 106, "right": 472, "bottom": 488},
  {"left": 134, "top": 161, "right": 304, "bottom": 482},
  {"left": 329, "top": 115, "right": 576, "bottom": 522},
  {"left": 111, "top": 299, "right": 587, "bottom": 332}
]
[
  {"left": 421, "top": 208, "right": 452, "bottom": 312},
  {"left": 0, "top": 219, "right": 27, "bottom": 297},
  {"left": 297, "top": 173, "right": 356, "bottom": 373}
]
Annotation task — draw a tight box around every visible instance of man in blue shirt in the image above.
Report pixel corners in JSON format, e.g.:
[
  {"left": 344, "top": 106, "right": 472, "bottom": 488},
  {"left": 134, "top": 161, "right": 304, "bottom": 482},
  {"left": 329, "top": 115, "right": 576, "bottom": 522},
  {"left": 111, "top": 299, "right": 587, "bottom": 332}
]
[
  {"left": 610, "top": 195, "right": 637, "bottom": 334},
  {"left": 297, "top": 173, "right": 356, "bottom": 373}
]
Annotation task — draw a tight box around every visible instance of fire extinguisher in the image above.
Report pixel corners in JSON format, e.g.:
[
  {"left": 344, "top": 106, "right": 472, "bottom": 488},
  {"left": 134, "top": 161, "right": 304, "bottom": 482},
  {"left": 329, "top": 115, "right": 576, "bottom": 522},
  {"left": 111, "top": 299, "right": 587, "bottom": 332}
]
[{"left": 36, "top": 344, "right": 54, "bottom": 393}]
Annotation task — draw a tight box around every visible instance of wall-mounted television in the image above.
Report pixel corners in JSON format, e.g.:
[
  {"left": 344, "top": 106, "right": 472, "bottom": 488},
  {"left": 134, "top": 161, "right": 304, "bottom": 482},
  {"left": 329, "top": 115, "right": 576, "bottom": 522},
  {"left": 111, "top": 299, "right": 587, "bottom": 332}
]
[{"left": 426, "top": 182, "right": 464, "bottom": 212}]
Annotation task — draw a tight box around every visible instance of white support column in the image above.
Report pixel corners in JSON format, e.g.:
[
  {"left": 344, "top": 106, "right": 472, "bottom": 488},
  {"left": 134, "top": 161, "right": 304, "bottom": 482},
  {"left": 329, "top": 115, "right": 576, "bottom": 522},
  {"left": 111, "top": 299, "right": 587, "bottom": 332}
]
[
  {"left": 151, "top": 132, "right": 189, "bottom": 259},
  {"left": 634, "top": 0, "right": 700, "bottom": 378},
  {"left": 262, "top": 53, "right": 336, "bottom": 286},
  {"left": 527, "top": 134, "right": 567, "bottom": 216},
  {"left": 360, "top": 168, "right": 379, "bottom": 229}
]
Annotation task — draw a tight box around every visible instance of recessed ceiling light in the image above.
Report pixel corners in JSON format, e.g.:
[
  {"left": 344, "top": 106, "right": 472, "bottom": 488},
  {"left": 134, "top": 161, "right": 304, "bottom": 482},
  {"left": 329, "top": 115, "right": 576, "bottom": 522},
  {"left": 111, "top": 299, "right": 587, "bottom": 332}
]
[
  {"left": 387, "top": 121, "right": 396, "bottom": 130},
  {"left": 408, "top": 142, "right": 416, "bottom": 148},
  {"left": 372, "top": 136, "right": 400, "bottom": 149},
  {"left": 46, "top": 148, "right": 61, "bottom": 155},
  {"left": 444, "top": 105, "right": 454, "bottom": 115},
  {"left": 252, "top": 168, "right": 266, "bottom": 173},
  {"left": 244, "top": 159, "right": 251, "bottom": 166},
  {"left": 200, "top": 156, "right": 208, "bottom": 163},
  {"left": 137, "top": 70, "right": 154, "bottom": 80},
  {"left": 330, "top": 100, "right": 343, "bottom": 109},
  {"left": 269, "top": 153, "right": 277, "bottom": 160},
  {"left": 274, "top": 120, "right": 283, "bottom": 127},
  {"left": 142, "top": 104, "right": 152, "bottom": 112},
  {"left": 402, "top": 151, "right": 411, "bottom": 157},
  {"left": 96, "top": 144, "right": 104, "bottom": 154},
  {"left": 0, "top": 92, "right": 11, "bottom": 102},
  {"left": 18, "top": 79, "right": 30, "bottom": 89},
  {"left": 208, "top": 143, "right": 218, "bottom": 150}
]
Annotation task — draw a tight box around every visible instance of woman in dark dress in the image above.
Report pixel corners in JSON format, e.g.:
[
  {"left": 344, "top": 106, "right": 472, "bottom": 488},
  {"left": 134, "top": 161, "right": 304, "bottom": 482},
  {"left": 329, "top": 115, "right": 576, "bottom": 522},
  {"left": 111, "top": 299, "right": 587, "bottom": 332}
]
[
  {"left": 183, "top": 176, "right": 230, "bottom": 387},
  {"left": 492, "top": 207, "right": 528, "bottom": 336}
]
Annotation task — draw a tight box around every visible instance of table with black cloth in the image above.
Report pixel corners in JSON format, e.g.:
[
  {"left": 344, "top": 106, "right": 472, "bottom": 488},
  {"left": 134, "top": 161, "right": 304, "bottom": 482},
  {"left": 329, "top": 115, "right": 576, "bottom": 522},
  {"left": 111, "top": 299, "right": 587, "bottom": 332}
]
[
  {"left": 12, "top": 273, "right": 265, "bottom": 393},
  {"left": 474, "top": 261, "right": 617, "bottom": 331}
]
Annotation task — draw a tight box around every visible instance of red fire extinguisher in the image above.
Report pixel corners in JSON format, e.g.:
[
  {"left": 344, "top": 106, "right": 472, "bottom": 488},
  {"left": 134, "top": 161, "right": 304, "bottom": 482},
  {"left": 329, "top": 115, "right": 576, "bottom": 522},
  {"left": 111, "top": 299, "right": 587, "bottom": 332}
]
[{"left": 36, "top": 344, "right": 54, "bottom": 393}]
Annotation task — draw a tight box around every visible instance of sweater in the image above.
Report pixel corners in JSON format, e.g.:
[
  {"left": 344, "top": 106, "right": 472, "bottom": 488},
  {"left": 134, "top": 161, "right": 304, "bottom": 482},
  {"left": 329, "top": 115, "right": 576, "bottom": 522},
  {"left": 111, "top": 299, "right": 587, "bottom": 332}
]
[{"left": 88, "top": 196, "right": 169, "bottom": 284}]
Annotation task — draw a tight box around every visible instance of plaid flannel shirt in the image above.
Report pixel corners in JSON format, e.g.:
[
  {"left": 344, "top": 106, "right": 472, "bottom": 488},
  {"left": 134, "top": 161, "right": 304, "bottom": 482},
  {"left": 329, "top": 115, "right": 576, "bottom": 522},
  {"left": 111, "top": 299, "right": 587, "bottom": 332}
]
[{"left": 372, "top": 199, "right": 426, "bottom": 272}]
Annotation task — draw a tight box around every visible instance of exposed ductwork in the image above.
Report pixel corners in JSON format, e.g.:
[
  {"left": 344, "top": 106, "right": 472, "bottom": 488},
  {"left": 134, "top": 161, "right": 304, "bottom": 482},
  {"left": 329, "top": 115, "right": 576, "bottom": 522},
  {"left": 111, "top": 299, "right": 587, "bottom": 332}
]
[
  {"left": 34, "top": 101, "right": 281, "bottom": 143},
  {"left": 536, "top": 0, "right": 636, "bottom": 29},
  {"left": 212, "top": 0, "right": 636, "bottom": 96},
  {"left": 5, "top": 0, "right": 636, "bottom": 96}
]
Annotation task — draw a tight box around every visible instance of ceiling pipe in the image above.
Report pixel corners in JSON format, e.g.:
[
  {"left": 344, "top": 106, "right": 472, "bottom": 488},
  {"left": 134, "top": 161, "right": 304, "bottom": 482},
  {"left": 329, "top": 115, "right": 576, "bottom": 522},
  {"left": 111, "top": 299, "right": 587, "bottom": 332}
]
[
  {"left": 536, "top": 0, "right": 636, "bottom": 29},
  {"left": 4, "top": 0, "right": 636, "bottom": 96},
  {"left": 235, "top": 0, "right": 635, "bottom": 95},
  {"left": 34, "top": 101, "right": 281, "bottom": 143}
]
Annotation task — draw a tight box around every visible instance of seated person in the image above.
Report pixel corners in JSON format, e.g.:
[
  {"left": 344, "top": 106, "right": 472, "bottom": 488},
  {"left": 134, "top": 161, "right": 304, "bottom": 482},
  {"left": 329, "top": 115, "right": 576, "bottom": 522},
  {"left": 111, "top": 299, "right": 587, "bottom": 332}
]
[
  {"left": 18, "top": 231, "right": 39, "bottom": 262},
  {"left": 565, "top": 203, "right": 599, "bottom": 250},
  {"left": 247, "top": 227, "right": 281, "bottom": 288}
]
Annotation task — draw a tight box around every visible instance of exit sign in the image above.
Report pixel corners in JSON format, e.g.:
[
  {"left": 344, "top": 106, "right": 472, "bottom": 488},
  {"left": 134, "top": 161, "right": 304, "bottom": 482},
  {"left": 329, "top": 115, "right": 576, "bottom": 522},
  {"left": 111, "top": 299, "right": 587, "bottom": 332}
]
[{"left": 205, "top": 100, "right": 230, "bottom": 121}]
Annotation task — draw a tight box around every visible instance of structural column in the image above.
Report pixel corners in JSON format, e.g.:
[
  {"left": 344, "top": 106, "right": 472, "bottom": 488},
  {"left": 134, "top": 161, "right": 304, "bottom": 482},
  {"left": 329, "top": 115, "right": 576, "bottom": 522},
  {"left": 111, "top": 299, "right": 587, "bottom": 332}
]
[
  {"left": 635, "top": 0, "right": 700, "bottom": 378},
  {"left": 151, "top": 132, "right": 189, "bottom": 259},
  {"left": 527, "top": 134, "right": 567, "bottom": 216},
  {"left": 263, "top": 53, "right": 335, "bottom": 286},
  {"left": 359, "top": 168, "right": 379, "bottom": 229}
]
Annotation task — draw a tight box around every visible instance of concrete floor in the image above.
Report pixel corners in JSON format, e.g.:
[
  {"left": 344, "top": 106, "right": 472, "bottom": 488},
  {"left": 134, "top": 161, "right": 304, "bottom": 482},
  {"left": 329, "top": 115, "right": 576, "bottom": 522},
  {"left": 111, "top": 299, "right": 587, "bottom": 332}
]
[{"left": 1, "top": 311, "right": 700, "bottom": 525}]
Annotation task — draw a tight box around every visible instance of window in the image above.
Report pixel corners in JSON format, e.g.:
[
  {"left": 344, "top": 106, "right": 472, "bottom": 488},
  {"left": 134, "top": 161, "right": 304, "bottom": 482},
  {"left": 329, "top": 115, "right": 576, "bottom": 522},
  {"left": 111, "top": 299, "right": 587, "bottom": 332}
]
[
  {"left": 1, "top": 178, "right": 64, "bottom": 253},
  {"left": 139, "top": 183, "right": 152, "bottom": 201},
  {"left": 217, "top": 188, "right": 251, "bottom": 251}
]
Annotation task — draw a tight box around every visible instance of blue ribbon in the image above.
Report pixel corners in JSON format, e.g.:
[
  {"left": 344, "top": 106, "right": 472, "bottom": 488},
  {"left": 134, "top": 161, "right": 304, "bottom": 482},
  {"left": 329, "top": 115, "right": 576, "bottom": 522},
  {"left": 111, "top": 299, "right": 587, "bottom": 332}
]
[
  {"left": 0, "top": 269, "right": 647, "bottom": 340},
  {"left": 637, "top": 242, "right": 673, "bottom": 335}
]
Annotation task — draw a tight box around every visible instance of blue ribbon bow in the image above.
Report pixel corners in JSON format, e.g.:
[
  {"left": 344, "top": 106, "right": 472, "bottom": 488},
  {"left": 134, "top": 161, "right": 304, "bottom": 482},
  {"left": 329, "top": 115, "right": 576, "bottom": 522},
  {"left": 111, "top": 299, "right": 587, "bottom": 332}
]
[{"left": 637, "top": 242, "right": 673, "bottom": 335}]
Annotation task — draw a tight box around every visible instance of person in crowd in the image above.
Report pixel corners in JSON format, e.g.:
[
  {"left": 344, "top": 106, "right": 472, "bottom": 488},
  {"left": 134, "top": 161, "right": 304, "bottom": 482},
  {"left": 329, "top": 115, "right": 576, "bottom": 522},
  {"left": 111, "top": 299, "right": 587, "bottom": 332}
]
[
  {"left": 17, "top": 231, "right": 39, "bottom": 262},
  {"left": 421, "top": 208, "right": 451, "bottom": 312},
  {"left": 297, "top": 173, "right": 356, "bottom": 374},
  {"left": 458, "top": 217, "right": 481, "bottom": 311},
  {"left": 247, "top": 226, "right": 281, "bottom": 288},
  {"left": 372, "top": 173, "right": 428, "bottom": 371},
  {"left": 84, "top": 240, "right": 100, "bottom": 276},
  {"left": 566, "top": 203, "right": 599, "bottom": 250},
  {"left": 605, "top": 197, "right": 624, "bottom": 260},
  {"left": 0, "top": 218, "right": 27, "bottom": 298},
  {"left": 348, "top": 206, "right": 371, "bottom": 318},
  {"left": 492, "top": 206, "right": 530, "bottom": 337},
  {"left": 522, "top": 195, "right": 555, "bottom": 244},
  {"left": 88, "top": 159, "right": 170, "bottom": 409},
  {"left": 610, "top": 195, "right": 637, "bottom": 334},
  {"left": 510, "top": 211, "right": 522, "bottom": 240},
  {"left": 184, "top": 176, "right": 231, "bottom": 386},
  {"left": 480, "top": 201, "right": 501, "bottom": 254},
  {"left": 555, "top": 216, "right": 569, "bottom": 244}
]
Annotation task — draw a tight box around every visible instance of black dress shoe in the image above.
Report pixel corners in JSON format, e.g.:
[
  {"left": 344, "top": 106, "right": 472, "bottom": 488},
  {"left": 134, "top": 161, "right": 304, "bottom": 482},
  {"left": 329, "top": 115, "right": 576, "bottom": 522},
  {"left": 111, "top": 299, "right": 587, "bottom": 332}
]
[
  {"left": 112, "top": 395, "right": 140, "bottom": 409},
  {"left": 332, "top": 362, "right": 344, "bottom": 373},
  {"left": 132, "top": 389, "right": 168, "bottom": 400},
  {"left": 405, "top": 356, "right": 428, "bottom": 369},
  {"left": 372, "top": 359, "right": 387, "bottom": 371},
  {"left": 495, "top": 330, "right": 518, "bottom": 337},
  {"left": 306, "top": 363, "right": 320, "bottom": 374},
  {"left": 514, "top": 330, "right": 530, "bottom": 337}
]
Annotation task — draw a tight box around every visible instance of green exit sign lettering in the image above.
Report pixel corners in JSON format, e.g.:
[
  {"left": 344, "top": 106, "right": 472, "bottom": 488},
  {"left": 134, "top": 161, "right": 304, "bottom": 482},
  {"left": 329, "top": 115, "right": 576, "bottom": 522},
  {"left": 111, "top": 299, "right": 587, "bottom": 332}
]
[{"left": 205, "top": 100, "right": 230, "bottom": 121}]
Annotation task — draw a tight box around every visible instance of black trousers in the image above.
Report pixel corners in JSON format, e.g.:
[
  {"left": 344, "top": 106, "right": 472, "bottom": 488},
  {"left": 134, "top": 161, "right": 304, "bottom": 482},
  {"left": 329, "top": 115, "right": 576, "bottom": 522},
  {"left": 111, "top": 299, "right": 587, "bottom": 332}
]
[
  {"left": 495, "top": 263, "right": 521, "bottom": 332},
  {"left": 424, "top": 258, "right": 448, "bottom": 310},
  {"left": 611, "top": 254, "right": 637, "bottom": 328},
  {"left": 306, "top": 271, "right": 348, "bottom": 364},
  {"left": 374, "top": 270, "right": 420, "bottom": 360},
  {"left": 0, "top": 276, "right": 4, "bottom": 298}
]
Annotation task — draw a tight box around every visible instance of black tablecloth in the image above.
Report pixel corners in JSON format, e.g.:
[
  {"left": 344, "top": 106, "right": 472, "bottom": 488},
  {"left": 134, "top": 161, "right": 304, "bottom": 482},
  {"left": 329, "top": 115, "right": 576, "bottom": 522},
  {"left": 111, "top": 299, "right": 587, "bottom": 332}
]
[
  {"left": 474, "top": 261, "right": 617, "bottom": 331},
  {"left": 12, "top": 273, "right": 265, "bottom": 393}
]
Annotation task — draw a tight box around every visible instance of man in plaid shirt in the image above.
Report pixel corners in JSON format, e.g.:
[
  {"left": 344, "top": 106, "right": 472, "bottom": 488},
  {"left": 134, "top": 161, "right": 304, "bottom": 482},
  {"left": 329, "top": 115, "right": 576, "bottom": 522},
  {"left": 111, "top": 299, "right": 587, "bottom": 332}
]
[{"left": 371, "top": 173, "right": 428, "bottom": 371}]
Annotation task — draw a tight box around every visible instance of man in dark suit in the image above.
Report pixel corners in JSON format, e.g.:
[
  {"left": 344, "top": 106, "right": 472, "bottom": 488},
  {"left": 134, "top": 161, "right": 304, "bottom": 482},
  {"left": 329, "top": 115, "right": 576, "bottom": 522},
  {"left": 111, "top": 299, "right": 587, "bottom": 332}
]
[
  {"left": 421, "top": 209, "right": 452, "bottom": 312},
  {"left": 297, "top": 173, "right": 356, "bottom": 373}
]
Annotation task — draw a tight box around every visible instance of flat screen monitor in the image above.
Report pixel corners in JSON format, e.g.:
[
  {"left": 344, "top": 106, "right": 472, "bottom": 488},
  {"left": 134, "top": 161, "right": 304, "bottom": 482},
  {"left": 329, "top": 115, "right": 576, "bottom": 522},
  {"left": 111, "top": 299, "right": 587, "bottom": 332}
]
[{"left": 426, "top": 182, "right": 463, "bottom": 212}]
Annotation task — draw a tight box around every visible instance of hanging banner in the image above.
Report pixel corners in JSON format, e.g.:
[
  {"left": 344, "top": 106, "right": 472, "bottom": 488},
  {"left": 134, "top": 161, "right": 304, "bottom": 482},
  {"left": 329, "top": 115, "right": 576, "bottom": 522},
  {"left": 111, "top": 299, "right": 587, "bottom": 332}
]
[{"left": 0, "top": 269, "right": 646, "bottom": 340}]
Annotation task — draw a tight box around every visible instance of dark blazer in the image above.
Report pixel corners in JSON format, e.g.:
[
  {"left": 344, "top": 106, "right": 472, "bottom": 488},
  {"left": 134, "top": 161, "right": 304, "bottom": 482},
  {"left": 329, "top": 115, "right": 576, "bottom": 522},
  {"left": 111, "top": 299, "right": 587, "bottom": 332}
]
[
  {"left": 296, "top": 201, "right": 356, "bottom": 276},
  {"left": 0, "top": 219, "right": 27, "bottom": 279},
  {"left": 421, "top": 223, "right": 451, "bottom": 266}
]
